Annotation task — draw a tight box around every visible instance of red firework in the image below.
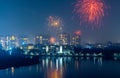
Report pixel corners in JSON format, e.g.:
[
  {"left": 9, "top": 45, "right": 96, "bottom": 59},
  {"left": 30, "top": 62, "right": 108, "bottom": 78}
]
[
  {"left": 75, "top": 30, "right": 82, "bottom": 35},
  {"left": 74, "top": 0, "right": 106, "bottom": 27}
]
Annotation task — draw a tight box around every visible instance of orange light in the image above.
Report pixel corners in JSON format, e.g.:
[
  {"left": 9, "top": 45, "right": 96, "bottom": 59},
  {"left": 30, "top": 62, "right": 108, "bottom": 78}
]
[
  {"left": 48, "top": 16, "right": 61, "bottom": 27},
  {"left": 50, "top": 37, "right": 56, "bottom": 44}
]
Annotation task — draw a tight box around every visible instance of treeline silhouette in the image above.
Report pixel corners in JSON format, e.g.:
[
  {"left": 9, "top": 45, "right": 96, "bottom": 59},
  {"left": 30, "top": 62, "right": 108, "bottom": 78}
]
[{"left": 0, "top": 48, "right": 39, "bottom": 69}]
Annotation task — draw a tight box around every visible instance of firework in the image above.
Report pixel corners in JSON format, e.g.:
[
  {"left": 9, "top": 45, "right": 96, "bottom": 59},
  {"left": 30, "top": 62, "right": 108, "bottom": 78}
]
[
  {"left": 48, "top": 16, "right": 62, "bottom": 27},
  {"left": 75, "top": 30, "right": 82, "bottom": 35},
  {"left": 74, "top": 0, "right": 106, "bottom": 27}
]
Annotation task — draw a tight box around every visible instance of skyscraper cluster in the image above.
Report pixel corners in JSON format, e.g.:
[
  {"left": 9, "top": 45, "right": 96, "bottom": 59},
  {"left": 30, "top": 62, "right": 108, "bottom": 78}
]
[{"left": 0, "top": 33, "right": 81, "bottom": 50}]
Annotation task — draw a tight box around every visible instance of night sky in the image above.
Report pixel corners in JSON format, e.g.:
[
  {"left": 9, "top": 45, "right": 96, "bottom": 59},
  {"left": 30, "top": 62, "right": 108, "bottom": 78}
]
[{"left": 0, "top": 0, "right": 120, "bottom": 43}]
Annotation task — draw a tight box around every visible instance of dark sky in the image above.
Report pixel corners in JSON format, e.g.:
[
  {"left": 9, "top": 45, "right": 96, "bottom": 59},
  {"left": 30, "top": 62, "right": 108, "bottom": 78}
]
[{"left": 0, "top": 0, "right": 120, "bottom": 43}]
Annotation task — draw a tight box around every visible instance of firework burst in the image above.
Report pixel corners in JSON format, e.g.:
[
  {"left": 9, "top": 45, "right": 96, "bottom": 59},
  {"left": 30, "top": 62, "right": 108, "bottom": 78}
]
[
  {"left": 74, "top": 0, "right": 106, "bottom": 27},
  {"left": 48, "top": 16, "right": 62, "bottom": 27}
]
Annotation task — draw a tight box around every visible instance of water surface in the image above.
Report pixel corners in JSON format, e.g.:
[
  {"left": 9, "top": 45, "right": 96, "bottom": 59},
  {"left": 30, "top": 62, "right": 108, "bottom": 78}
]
[{"left": 0, "top": 57, "right": 120, "bottom": 78}]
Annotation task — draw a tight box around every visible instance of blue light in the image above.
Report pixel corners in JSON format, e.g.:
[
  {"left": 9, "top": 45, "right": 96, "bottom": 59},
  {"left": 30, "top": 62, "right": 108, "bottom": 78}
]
[
  {"left": 9, "top": 47, "right": 12, "bottom": 50},
  {"left": 9, "top": 51, "right": 12, "bottom": 55},
  {"left": 22, "top": 42, "right": 25, "bottom": 45},
  {"left": 9, "top": 47, "right": 12, "bottom": 55},
  {"left": 86, "top": 45, "right": 92, "bottom": 49}
]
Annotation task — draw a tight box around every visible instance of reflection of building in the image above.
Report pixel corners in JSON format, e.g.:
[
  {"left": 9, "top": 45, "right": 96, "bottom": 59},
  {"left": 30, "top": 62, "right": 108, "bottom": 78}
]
[
  {"left": 58, "top": 33, "right": 70, "bottom": 45},
  {"left": 34, "top": 35, "right": 49, "bottom": 45},
  {"left": 41, "top": 57, "right": 63, "bottom": 78},
  {"left": 71, "top": 34, "right": 81, "bottom": 46}
]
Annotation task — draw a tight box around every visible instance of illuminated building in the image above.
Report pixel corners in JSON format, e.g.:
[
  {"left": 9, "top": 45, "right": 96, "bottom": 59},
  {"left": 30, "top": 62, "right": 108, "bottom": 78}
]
[
  {"left": 0, "top": 36, "right": 6, "bottom": 49},
  {"left": 71, "top": 34, "right": 81, "bottom": 46},
  {"left": 0, "top": 35, "right": 17, "bottom": 50},
  {"left": 9, "top": 35, "right": 17, "bottom": 49},
  {"left": 19, "top": 35, "right": 29, "bottom": 46},
  {"left": 5, "top": 36, "right": 11, "bottom": 50},
  {"left": 58, "top": 33, "right": 70, "bottom": 45},
  {"left": 20, "top": 44, "right": 34, "bottom": 51},
  {"left": 34, "top": 35, "right": 49, "bottom": 45},
  {"left": 4, "top": 35, "right": 17, "bottom": 50},
  {"left": 27, "top": 44, "right": 34, "bottom": 50}
]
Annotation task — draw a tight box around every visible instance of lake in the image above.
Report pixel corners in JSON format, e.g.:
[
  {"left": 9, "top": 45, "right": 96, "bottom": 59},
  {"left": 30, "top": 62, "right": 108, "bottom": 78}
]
[{"left": 0, "top": 57, "right": 120, "bottom": 78}]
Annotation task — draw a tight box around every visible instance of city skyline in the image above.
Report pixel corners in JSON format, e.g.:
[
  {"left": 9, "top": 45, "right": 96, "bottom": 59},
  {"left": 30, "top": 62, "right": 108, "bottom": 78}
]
[
  {"left": 0, "top": 0, "right": 120, "bottom": 43},
  {"left": 0, "top": 1, "right": 120, "bottom": 78}
]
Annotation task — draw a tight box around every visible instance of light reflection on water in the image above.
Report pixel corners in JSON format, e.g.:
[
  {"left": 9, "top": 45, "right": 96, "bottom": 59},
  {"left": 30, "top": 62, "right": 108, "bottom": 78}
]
[{"left": 0, "top": 57, "right": 120, "bottom": 78}]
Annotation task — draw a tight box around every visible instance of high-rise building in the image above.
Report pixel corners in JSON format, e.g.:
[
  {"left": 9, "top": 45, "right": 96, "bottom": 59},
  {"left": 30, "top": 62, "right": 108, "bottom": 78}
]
[
  {"left": 0, "top": 35, "right": 16, "bottom": 50},
  {"left": 0, "top": 35, "right": 6, "bottom": 49},
  {"left": 58, "top": 33, "right": 70, "bottom": 45},
  {"left": 9, "top": 35, "right": 17, "bottom": 49},
  {"left": 5, "top": 36, "right": 11, "bottom": 50},
  {"left": 19, "top": 35, "right": 29, "bottom": 46},
  {"left": 34, "top": 35, "right": 49, "bottom": 45},
  {"left": 71, "top": 34, "right": 81, "bottom": 46}
]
